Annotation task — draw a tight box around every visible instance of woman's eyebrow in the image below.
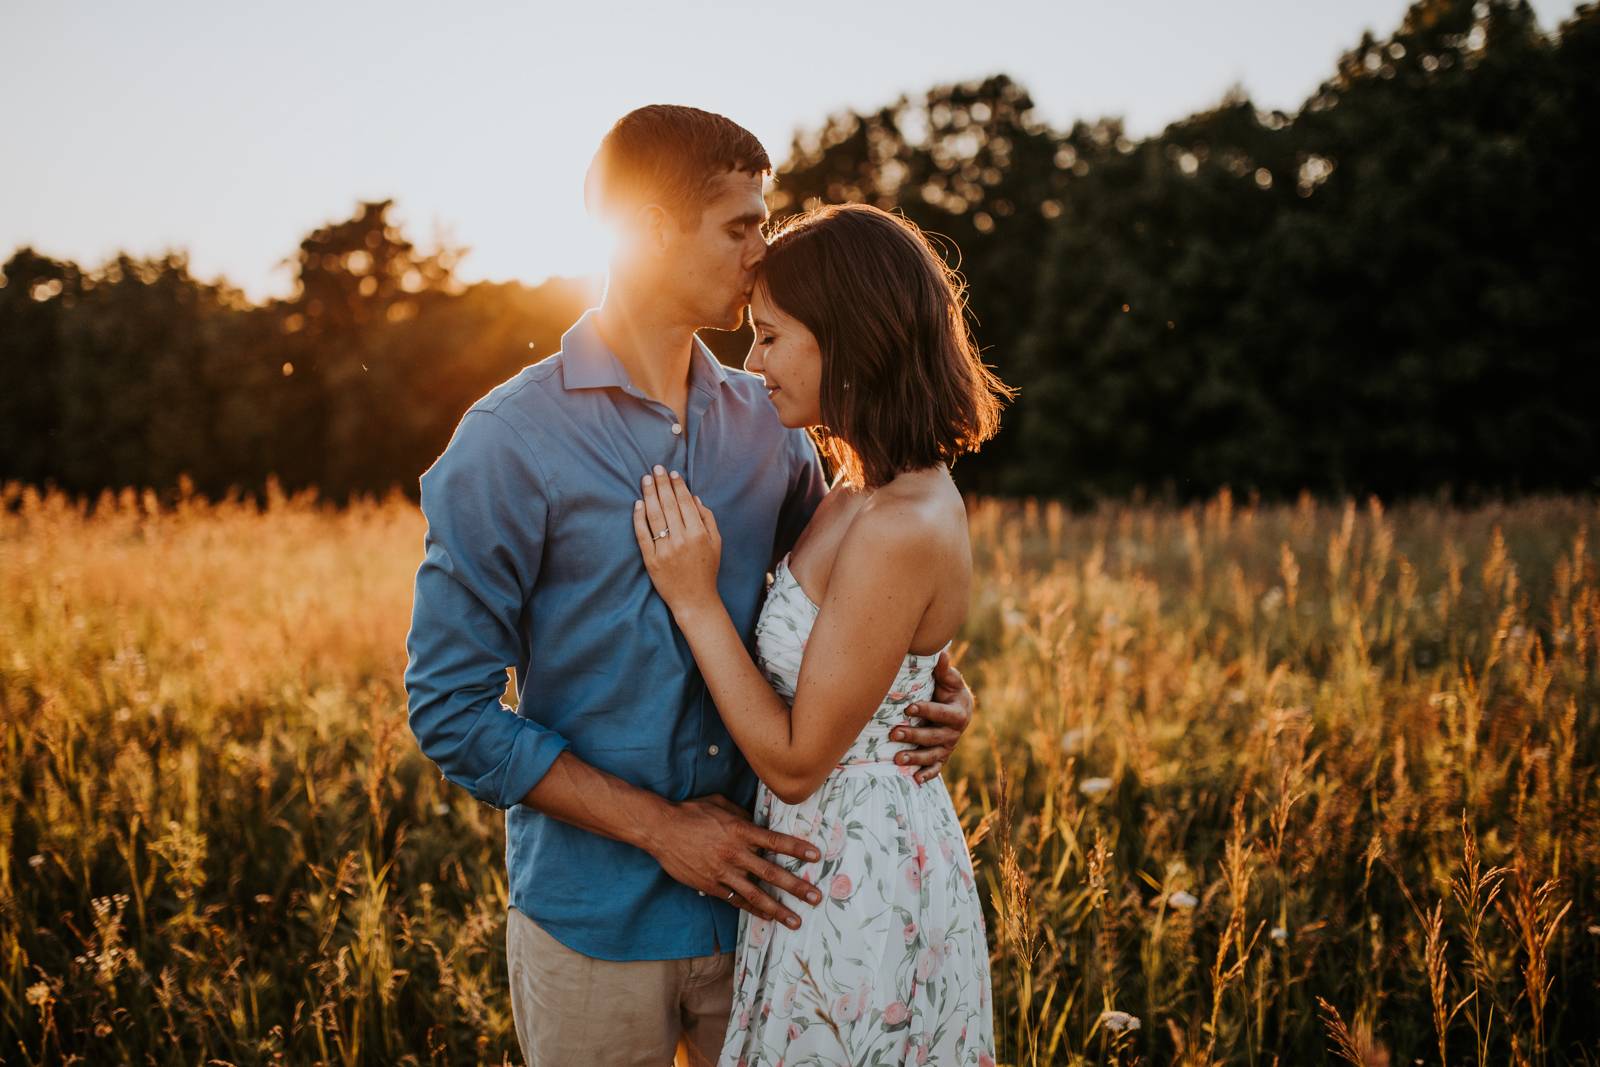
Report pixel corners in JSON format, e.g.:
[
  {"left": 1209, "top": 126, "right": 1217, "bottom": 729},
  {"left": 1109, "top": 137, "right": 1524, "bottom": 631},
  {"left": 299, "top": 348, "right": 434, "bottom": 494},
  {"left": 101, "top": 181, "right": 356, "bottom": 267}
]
[{"left": 752, "top": 317, "right": 775, "bottom": 332}]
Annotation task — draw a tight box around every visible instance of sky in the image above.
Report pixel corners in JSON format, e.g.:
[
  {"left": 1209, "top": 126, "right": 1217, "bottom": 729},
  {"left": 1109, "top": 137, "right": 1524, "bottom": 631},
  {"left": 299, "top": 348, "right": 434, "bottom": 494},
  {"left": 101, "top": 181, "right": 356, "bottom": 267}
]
[{"left": 1, "top": 0, "right": 1578, "bottom": 303}]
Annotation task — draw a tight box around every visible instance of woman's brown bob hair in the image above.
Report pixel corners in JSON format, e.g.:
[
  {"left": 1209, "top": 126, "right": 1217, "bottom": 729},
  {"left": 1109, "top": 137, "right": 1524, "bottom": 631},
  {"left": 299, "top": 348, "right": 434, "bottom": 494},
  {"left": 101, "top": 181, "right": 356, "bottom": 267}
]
[{"left": 757, "top": 204, "right": 1015, "bottom": 489}]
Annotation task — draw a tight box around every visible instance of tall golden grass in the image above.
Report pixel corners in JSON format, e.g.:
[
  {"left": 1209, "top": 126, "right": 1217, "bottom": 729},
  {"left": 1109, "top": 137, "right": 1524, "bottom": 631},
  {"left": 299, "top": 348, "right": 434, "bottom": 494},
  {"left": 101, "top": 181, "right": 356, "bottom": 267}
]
[{"left": 1, "top": 482, "right": 1595, "bottom": 1065}]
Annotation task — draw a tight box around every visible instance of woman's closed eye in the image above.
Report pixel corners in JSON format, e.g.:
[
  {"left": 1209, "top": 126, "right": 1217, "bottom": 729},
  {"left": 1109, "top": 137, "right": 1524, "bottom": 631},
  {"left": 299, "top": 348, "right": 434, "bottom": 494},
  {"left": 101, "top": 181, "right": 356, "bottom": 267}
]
[{"left": 758, "top": 334, "right": 776, "bottom": 346}]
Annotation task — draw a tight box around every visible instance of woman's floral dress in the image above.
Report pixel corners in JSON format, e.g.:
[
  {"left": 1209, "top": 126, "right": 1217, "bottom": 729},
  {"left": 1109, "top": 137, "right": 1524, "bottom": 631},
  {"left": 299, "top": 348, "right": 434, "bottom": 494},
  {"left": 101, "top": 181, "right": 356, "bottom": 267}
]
[{"left": 717, "top": 555, "right": 995, "bottom": 1067}]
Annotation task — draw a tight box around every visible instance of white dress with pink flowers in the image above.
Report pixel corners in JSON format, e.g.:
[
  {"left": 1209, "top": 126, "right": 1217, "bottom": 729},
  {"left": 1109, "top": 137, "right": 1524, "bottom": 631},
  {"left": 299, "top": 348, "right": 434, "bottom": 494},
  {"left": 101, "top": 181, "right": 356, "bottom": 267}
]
[{"left": 717, "top": 554, "right": 995, "bottom": 1067}]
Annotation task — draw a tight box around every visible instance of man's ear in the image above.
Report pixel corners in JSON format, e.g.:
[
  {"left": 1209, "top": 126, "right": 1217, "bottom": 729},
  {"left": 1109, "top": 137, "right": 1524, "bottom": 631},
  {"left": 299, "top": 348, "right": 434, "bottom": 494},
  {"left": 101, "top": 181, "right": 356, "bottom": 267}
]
[{"left": 636, "top": 203, "right": 675, "bottom": 257}]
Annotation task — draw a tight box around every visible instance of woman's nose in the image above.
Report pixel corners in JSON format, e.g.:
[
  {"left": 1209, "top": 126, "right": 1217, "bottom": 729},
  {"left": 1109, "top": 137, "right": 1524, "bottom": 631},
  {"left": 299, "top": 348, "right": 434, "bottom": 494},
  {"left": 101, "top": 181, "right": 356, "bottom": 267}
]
[{"left": 744, "top": 343, "right": 763, "bottom": 375}]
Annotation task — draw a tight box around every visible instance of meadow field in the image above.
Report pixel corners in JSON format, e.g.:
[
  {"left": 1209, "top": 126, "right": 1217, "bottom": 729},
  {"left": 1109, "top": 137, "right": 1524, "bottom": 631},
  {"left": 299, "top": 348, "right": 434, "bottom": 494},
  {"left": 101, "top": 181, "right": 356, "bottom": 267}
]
[{"left": 1, "top": 482, "right": 1596, "bottom": 1065}]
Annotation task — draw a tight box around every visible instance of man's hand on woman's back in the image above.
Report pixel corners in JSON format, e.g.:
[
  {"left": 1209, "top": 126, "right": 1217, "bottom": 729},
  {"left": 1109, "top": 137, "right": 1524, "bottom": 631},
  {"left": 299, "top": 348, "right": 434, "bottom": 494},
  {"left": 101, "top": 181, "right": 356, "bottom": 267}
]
[{"left": 889, "top": 651, "right": 974, "bottom": 784}]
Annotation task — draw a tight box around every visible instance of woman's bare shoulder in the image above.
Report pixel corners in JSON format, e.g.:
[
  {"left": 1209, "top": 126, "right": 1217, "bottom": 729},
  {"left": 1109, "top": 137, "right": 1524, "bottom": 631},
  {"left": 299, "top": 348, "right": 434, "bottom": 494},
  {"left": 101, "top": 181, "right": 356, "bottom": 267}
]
[{"left": 843, "top": 469, "right": 966, "bottom": 565}]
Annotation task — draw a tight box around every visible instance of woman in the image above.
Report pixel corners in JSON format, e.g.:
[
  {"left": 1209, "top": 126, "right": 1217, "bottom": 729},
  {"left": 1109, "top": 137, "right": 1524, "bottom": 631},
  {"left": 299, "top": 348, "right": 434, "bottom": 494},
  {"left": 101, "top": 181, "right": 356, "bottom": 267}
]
[{"left": 631, "top": 203, "right": 1011, "bottom": 1067}]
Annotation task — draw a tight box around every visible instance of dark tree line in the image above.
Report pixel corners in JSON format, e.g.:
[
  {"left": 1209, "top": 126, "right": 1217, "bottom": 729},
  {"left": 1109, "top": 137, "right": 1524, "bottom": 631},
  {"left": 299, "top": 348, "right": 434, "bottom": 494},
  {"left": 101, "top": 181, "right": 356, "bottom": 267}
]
[
  {"left": 3, "top": 0, "right": 1596, "bottom": 504},
  {"left": 1, "top": 204, "right": 595, "bottom": 502},
  {"left": 769, "top": 0, "right": 1600, "bottom": 500}
]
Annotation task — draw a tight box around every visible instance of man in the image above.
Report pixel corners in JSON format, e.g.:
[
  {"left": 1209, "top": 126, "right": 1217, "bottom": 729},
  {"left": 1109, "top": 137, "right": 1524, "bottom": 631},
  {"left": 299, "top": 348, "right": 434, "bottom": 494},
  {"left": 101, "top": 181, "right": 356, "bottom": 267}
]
[{"left": 404, "top": 105, "right": 974, "bottom": 1067}]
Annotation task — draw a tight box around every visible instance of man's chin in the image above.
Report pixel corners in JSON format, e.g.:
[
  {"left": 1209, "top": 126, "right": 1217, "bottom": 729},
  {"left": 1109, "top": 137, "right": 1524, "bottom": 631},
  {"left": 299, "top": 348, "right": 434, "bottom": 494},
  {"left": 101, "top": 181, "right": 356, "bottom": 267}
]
[{"left": 700, "top": 309, "right": 747, "bottom": 333}]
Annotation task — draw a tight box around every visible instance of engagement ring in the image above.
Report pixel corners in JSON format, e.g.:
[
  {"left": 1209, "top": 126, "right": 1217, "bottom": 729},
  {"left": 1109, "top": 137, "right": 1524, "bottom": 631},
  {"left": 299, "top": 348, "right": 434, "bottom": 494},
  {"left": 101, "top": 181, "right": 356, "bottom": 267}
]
[{"left": 653, "top": 529, "right": 669, "bottom": 540}]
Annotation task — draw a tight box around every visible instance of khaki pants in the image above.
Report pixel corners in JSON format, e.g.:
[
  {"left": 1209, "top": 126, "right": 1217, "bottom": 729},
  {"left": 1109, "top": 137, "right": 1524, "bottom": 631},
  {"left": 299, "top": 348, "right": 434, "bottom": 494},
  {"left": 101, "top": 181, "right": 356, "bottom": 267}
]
[{"left": 506, "top": 906, "right": 735, "bottom": 1067}]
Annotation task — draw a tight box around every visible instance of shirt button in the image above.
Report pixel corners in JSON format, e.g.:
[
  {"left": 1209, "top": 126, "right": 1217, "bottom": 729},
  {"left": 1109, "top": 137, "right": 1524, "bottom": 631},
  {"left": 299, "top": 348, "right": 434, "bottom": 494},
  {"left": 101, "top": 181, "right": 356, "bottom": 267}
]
[
  {"left": 708, "top": 744, "right": 720, "bottom": 756},
  {"left": 671, "top": 423, "right": 683, "bottom": 435}
]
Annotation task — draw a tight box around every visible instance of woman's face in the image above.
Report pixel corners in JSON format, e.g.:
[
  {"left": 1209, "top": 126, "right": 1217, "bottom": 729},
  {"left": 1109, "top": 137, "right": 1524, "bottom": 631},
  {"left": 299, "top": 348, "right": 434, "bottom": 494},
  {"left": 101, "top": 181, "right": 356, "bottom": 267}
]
[{"left": 746, "top": 286, "right": 824, "bottom": 428}]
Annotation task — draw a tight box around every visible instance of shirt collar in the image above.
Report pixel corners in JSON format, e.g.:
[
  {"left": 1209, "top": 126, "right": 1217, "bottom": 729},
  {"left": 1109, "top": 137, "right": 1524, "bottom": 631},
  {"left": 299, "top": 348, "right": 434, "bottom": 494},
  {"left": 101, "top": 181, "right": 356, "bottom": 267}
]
[{"left": 560, "top": 308, "right": 732, "bottom": 396}]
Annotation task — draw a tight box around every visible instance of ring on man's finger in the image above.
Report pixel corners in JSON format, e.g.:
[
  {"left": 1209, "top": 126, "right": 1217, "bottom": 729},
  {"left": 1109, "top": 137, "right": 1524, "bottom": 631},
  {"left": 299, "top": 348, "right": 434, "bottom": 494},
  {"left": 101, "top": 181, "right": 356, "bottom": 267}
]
[{"left": 726, "top": 890, "right": 736, "bottom": 902}]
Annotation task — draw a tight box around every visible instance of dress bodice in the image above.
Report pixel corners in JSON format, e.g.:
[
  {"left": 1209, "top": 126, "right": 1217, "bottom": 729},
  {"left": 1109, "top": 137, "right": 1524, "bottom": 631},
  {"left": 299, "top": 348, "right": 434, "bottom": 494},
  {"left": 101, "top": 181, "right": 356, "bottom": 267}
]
[{"left": 752, "top": 553, "right": 948, "bottom": 767}]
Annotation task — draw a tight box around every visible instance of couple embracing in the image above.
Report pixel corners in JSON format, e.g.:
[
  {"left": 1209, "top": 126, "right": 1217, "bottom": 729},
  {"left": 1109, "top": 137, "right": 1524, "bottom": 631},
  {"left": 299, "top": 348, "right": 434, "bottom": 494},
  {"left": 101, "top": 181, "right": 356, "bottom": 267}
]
[{"left": 404, "top": 104, "right": 1012, "bottom": 1066}]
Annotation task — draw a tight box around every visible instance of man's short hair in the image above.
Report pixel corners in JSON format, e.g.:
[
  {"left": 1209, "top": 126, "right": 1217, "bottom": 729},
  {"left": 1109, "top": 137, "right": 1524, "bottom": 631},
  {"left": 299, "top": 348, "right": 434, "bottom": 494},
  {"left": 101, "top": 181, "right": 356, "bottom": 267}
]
[{"left": 584, "top": 105, "right": 771, "bottom": 230}]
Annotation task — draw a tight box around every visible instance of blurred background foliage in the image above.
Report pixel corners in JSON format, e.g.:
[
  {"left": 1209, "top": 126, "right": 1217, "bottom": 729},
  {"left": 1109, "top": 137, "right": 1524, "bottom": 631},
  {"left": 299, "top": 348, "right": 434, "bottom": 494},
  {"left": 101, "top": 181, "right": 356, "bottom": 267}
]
[{"left": 3, "top": 0, "right": 1596, "bottom": 504}]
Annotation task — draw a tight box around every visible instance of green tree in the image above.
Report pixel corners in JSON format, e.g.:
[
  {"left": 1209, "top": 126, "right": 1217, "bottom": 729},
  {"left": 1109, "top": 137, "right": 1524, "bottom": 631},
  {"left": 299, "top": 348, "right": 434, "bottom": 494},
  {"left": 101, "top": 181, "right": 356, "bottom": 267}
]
[
  {"left": 771, "top": 75, "right": 1066, "bottom": 489},
  {"left": 0, "top": 249, "right": 82, "bottom": 487},
  {"left": 273, "top": 199, "right": 465, "bottom": 496}
]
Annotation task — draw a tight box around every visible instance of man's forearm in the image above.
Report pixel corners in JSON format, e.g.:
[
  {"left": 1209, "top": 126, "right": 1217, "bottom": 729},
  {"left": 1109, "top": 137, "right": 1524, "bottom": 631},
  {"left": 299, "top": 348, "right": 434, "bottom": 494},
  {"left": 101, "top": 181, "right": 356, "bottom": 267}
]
[{"left": 517, "top": 750, "right": 676, "bottom": 851}]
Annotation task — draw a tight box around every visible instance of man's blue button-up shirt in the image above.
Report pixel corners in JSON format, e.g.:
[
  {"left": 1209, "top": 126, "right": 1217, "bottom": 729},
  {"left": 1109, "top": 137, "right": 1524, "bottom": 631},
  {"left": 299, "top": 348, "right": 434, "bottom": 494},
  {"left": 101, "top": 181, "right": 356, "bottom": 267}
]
[{"left": 404, "top": 309, "right": 827, "bottom": 961}]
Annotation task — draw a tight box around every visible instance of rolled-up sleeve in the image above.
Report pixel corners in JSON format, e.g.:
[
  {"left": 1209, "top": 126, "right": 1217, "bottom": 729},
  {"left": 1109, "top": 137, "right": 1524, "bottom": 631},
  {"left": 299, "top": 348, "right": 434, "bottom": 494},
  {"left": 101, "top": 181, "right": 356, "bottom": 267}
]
[{"left": 404, "top": 409, "right": 570, "bottom": 809}]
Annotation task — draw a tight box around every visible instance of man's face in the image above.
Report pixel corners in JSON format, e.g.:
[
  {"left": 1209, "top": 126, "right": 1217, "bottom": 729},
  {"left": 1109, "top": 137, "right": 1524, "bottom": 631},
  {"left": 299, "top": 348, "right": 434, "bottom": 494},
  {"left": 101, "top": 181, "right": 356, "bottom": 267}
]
[{"left": 664, "top": 170, "right": 768, "bottom": 330}]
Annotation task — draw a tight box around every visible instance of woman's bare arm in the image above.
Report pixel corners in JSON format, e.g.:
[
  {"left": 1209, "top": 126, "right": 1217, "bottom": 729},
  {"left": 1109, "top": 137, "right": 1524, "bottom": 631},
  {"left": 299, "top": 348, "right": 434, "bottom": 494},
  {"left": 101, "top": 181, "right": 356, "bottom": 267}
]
[{"left": 634, "top": 469, "right": 939, "bottom": 803}]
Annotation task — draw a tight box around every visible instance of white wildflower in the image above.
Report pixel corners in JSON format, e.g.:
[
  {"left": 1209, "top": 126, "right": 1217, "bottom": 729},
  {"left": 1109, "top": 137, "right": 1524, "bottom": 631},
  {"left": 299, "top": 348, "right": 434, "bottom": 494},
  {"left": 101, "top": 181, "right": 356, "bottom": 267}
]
[
  {"left": 28, "top": 854, "right": 45, "bottom": 870},
  {"left": 1259, "top": 587, "right": 1285, "bottom": 612},
  {"left": 1098, "top": 1009, "right": 1141, "bottom": 1034},
  {"left": 1060, "top": 727, "right": 1089, "bottom": 756},
  {"left": 1166, "top": 890, "right": 1199, "bottom": 910},
  {"left": 433, "top": 802, "right": 450, "bottom": 817},
  {"left": 1078, "top": 777, "right": 1113, "bottom": 799},
  {"left": 1271, "top": 925, "right": 1289, "bottom": 944}
]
